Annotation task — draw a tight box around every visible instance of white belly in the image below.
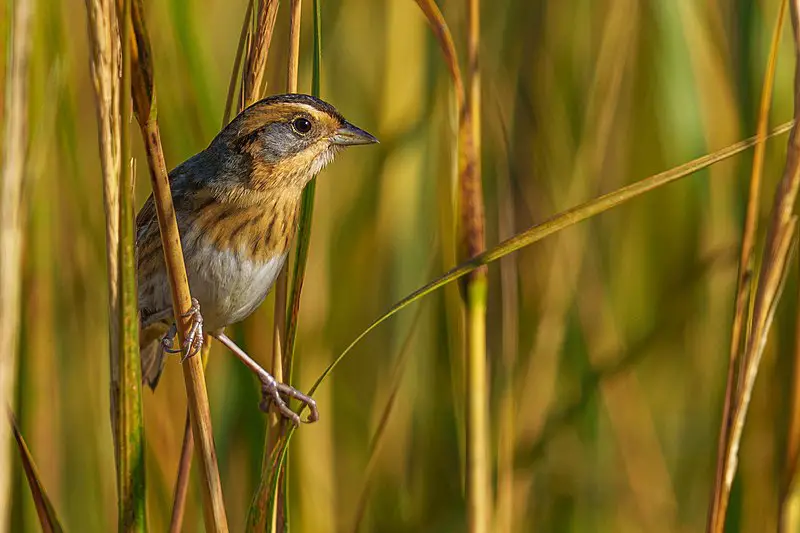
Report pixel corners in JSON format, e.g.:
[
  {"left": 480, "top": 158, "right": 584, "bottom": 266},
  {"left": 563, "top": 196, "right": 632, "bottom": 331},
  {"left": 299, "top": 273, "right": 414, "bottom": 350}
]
[{"left": 186, "top": 243, "right": 287, "bottom": 331}]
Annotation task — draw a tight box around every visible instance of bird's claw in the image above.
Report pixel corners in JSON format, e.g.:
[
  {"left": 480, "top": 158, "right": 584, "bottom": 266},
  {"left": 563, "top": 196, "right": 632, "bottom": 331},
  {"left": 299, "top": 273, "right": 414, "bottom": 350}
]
[
  {"left": 160, "top": 298, "right": 204, "bottom": 362},
  {"left": 258, "top": 374, "right": 319, "bottom": 426}
]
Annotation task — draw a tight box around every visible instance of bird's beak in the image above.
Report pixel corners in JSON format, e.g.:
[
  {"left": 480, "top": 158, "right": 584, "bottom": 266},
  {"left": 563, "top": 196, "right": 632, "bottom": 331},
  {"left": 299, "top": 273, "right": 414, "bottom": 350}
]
[{"left": 331, "top": 121, "right": 379, "bottom": 146}]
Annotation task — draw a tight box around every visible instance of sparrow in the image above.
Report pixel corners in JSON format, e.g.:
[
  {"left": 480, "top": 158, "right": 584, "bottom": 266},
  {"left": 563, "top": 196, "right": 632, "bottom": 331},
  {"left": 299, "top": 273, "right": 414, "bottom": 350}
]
[{"left": 136, "top": 93, "right": 378, "bottom": 425}]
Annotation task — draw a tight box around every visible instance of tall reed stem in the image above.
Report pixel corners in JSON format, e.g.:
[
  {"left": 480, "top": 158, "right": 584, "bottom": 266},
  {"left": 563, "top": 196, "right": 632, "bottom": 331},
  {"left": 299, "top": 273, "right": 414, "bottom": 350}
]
[
  {"left": 462, "top": 1, "right": 489, "bottom": 529},
  {"left": 123, "top": 0, "right": 229, "bottom": 528},
  {"left": 117, "top": 0, "right": 147, "bottom": 529}
]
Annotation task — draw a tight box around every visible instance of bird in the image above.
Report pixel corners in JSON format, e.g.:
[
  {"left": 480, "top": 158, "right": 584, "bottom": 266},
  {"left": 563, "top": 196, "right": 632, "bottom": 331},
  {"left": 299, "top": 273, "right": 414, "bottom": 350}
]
[{"left": 135, "top": 93, "right": 378, "bottom": 425}]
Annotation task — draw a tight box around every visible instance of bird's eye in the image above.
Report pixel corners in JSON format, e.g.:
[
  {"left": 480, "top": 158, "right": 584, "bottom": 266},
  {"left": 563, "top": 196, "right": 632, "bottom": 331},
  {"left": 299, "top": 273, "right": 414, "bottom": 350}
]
[{"left": 292, "top": 117, "right": 312, "bottom": 135}]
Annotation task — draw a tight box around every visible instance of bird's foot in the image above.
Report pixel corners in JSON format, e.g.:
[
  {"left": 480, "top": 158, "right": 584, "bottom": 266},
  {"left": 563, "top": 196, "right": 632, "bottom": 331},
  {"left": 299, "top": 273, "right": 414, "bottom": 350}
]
[
  {"left": 258, "top": 373, "right": 319, "bottom": 426},
  {"left": 160, "top": 298, "right": 204, "bottom": 362}
]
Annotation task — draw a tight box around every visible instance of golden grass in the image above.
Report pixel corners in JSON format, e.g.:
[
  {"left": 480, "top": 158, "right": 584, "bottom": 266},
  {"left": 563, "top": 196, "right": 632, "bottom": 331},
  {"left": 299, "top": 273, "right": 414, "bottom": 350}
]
[{"left": 10, "top": 1, "right": 800, "bottom": 531}]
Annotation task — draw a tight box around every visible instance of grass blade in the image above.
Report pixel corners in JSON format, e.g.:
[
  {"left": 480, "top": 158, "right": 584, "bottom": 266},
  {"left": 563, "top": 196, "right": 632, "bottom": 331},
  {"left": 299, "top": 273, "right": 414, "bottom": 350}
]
[
  {"left": 9, "top": 411, "right": 65, "bottom": 533},
  {"left": 123, "top": 0, "right": 229, "bottom": 529},
  {"left": 258, "top": 1, "right": 323, "bottom": 529},
  {"left": 84, "top": 0, "right": 122, "bottom": 457},
  {"left": 0, "top": 0, "right": 34, "bottom": 529},
  {"left": 117, "top": 1, "right": 147, "bottom": 528},
  {"left": 268, "top": 121, "right": 795, "bottom": 512},
  {"left": 711, "top": 2, "right": 800, "bottom": 528},
  {"left": 260, "top": 0, "right": 305, "bottom": 530},
  {"left": 709, "top": 1, "right": 788, "bottom": 530},
  {"left": 241, "top": 0, "right": 280, "bottom": 108},
  {"left": 170, "top": 1, "right": 255, "bottom": 526}
]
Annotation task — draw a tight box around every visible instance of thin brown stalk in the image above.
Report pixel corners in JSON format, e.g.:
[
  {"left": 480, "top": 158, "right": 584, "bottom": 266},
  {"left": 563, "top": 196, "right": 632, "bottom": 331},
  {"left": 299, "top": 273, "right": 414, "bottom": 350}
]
[
  {"left": 241, "top": 0, "right": 281, "bottom": 108},
  {"left": 710, "top": 2, "right": 800, "bottom": 530},
  {"left": 169, "top": 336, "right": 211, "bottom": 533},
  {"left": 414, "top": 0, "right": 488, "bottom": 528},
  {"left": 123, "top": 0, "right": 229, "bottom": 529},
  {"left": 417, "top": 0, "right": 488, "bottom": 528},
  {"left": 783, "top": 262, "right": 800, "bottom": 533},
  {"left": 222, "top": 0, "right": 253, "bottom": 127},
  {"left": 708, "top": 2, "right": 787, "bottom": 530},
  {"left": 463, "top": 1, "right": 489, "bottom": 531},
  {"left": 169, "top": 413, "right": 194, "bottom": 533},
  {"left": 170, "top": 2, "right": 255, "bottom": 524},
  {"left": 0, "top": 0, "right": 34, "bottom": 530}
]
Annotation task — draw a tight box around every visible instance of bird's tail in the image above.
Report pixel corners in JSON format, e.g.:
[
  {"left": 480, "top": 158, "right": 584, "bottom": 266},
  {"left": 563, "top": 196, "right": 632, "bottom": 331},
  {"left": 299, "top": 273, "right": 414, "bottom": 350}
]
[{"left": 140, "top": 323, "right": 170, "bottom": 390}]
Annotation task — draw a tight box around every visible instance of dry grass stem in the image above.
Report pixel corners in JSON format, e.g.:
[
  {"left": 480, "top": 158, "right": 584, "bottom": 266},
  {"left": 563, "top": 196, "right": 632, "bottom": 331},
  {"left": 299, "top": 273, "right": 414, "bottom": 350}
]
[
  {"left": 710, "top": 2, "right": 800, "bottom": 530},
  {"left": 0, "top": 0, "right": 34, "bottom": 530},
  {"left": 242, "top": 0, "right": 280, "bottom": 107},
  {"left": 708, "top": 2, "right": 787, "bottom": 530},
  {"left": 123, "top": 0, "right": 229, "bottom": 529},
  {"left": 84, "top": 0, "right": 122, "bottom": 458},
  {"left": 415, "top": 0, "right": 490, "bottom": 529}
]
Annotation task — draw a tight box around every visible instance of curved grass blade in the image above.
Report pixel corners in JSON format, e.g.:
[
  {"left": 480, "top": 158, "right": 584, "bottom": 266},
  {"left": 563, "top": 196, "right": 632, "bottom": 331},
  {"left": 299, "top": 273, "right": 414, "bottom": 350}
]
[
  {"left": 267, "top": 121, "right": 795, "bottom": 501},
  {"left": 9, "top": 411, "right": 65, "bottom": 533}
]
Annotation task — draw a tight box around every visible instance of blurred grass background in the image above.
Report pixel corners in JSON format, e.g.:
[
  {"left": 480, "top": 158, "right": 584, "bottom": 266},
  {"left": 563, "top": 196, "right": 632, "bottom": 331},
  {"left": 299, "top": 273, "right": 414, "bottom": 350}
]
[{"left": 4, "top": 0, "right": 800, "bottom": 531}]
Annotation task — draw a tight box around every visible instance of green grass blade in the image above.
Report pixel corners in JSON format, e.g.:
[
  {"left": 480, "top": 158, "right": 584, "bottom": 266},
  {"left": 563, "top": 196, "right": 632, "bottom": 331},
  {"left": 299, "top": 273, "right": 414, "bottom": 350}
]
[
  {"left": 263, "top": 1, "right": 322, "bottom": 529},
  {"left": 9, "top": 412, "right": 65, "bottom": 533},
  {"left": 283, "top": 0, "right": 322, "bottom": 369},
  {"left": 266, "top": 124, "right": 796, "bottom": 515},
  {"left": 270, "top": 121, "right": 793, "bottom": 462},
  {"left": 117, "top": 0, "right": 147, "bottom": 529}
]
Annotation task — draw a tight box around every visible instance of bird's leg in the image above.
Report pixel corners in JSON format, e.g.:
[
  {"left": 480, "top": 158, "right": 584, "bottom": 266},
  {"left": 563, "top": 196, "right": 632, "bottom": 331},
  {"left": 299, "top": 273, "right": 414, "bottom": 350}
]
[
  {"left": 212, "top": 331, "right": 319, "bottom": 425},
  {"left": 160, "top": 298, "right": 204, "bottom": 362}
]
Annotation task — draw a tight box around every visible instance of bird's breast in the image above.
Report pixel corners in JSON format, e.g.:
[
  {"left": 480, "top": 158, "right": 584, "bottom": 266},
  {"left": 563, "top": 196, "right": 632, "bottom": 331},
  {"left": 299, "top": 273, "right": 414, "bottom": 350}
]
[{"left": 185, "top": 239, "right": 288, "bottom": 330}]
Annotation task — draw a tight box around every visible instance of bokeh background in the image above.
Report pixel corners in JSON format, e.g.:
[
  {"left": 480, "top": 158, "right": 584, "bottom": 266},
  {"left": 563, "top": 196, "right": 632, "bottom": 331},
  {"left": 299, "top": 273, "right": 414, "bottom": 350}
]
[{"left": 3, "top": 0, "right": 800, "bottom": 531}]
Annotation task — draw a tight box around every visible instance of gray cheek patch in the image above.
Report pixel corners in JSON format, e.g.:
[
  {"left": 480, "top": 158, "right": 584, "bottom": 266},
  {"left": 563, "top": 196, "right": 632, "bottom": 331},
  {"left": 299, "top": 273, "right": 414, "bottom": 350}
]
[{"left": 259, "top": 122, "right": 313, "bottom": 162}]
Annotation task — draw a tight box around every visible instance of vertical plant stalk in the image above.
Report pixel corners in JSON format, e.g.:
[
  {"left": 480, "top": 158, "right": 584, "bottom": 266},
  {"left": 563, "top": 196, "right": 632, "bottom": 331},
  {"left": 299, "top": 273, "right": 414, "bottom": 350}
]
[
  {"left": 707, "top": 2, "right": 787, "bottom": 531},
  {"left": 169, "top": 338, "right": 211, "bottom": 533},
  {"left": 254, "top": 1, "right": 322, "bottom": 528},
  {"left": 415, "top": 0, "right": 489, "bottom": 529},
  {"left": 710, "top": 2, "right": 800, "bottom": 531},
  {"left": 283, "top": 0, "right": 322, "bottom": 384},
  {"left": 170, "top": 3, "right": 254, "bottom": 526},
  {"left": 241, "top": 0, "right": 280, "bottom": 108},
  {"left": 0, "top": 0, "right": 33, "bottom": 529},
  {"left": 223, "top": 0, "right": 254, "bottom": 127},
  {"left": 117, "top": 0, "right": 147, "bottom": 529},
  {"left": 265, "top": 1, "right": 304, "bottom": 530},
  {"left": 462, "top": 0, "right": 489, "bottom": 530},
  {"left": 784, "top": 271, "right": 800, "bottom": 533},
  {"left": 123, "top": 0, "right": 229, "bottom": 529},
  {"left": 84, "top": 0, "right": 122, "bottom": 466}
]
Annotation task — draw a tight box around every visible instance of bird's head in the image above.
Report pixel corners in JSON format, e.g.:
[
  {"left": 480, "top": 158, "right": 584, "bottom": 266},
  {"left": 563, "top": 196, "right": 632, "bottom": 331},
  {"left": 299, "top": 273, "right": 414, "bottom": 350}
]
[{"left": 214, "top": 94, "right": 378, "bottom": 195}]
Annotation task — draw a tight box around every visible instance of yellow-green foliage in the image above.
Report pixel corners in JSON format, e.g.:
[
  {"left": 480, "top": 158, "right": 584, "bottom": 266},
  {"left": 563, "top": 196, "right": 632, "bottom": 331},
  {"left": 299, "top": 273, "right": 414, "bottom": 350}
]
[{"left": 6, "top": 1, "right": 800, "bottom": 532}]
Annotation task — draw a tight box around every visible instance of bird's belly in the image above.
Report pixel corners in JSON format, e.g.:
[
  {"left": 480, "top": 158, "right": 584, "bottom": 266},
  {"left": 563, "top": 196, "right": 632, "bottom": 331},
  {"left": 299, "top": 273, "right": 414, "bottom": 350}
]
[{"left": 186, "top": 242, "right": 287, "bottom": 331}]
